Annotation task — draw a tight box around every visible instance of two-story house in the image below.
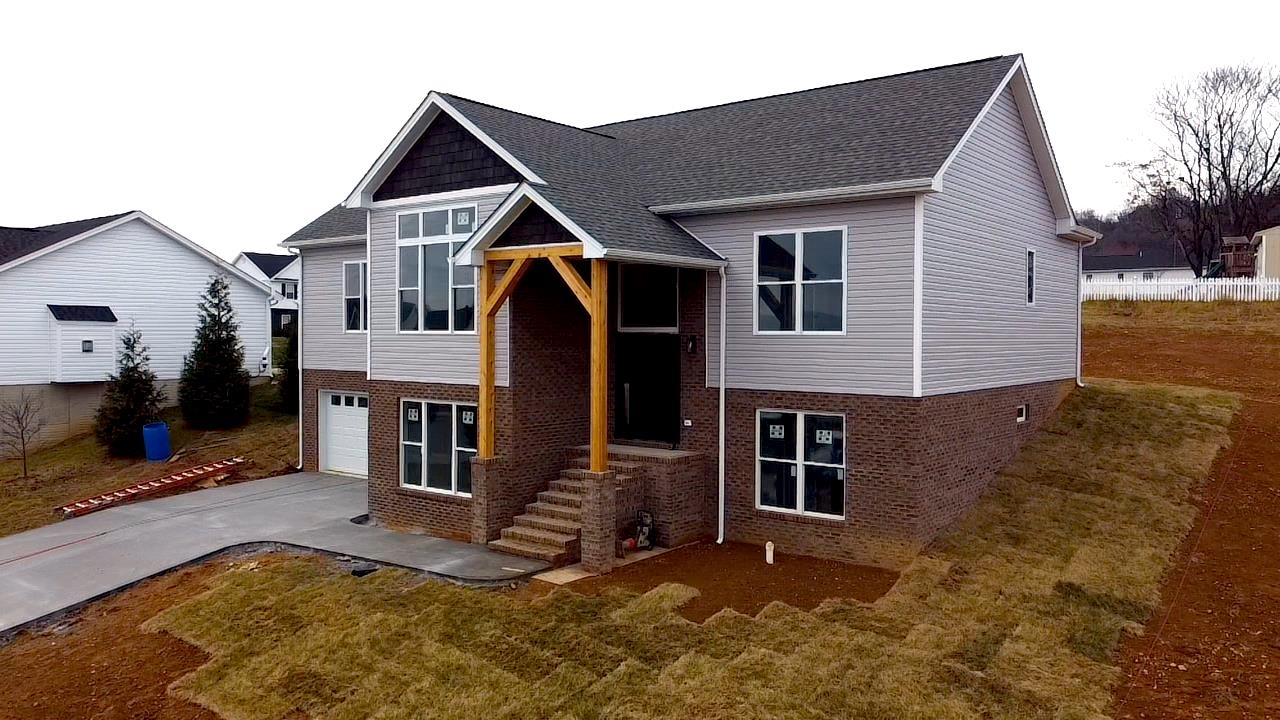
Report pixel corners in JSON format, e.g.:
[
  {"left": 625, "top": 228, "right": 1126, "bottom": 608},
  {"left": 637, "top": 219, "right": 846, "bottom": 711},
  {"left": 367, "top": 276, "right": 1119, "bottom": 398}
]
[
  {"left": 234, "top": 251, "right": 301, "bottom": 336},
  {"left": 283, "top": 55, "right": 1099, "bottom": 573}
]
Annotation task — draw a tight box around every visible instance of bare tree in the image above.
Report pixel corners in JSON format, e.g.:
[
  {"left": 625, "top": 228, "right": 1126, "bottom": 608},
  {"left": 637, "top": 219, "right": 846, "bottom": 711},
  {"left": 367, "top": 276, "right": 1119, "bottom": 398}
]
[
  {"left": 1128, "top": 65, "right": 1280, "bottom": 276},
  {"left": 0, "top": 390, "right": 46, "bottom": 479}
]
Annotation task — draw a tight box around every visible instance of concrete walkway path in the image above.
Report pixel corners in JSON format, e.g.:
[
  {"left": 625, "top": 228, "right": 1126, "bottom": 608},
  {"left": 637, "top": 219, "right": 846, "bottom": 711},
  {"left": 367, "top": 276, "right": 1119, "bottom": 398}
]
[{"left": 0, "top": 472, "right": 546, "bottom": 634}]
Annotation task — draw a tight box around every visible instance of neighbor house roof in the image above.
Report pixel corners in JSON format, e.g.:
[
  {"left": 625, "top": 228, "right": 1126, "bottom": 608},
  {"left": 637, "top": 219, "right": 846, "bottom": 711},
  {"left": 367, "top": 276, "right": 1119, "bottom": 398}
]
[
  {"left": 282, "top": 205, "right": 367, "bottom": 245},
  {"left": 1083, "top": 244, "right": 1187, "bottom": 272},
  {"left": 240, "top": 252, "right": 297, "bottom": 279},
  {"left": 0, "top": 212, "right": 133, "bottom": 267},
  {"left": 336, "top": 54, "right": 1091, "bottom": 264},
  {"left": 47, "top": 304, "right": 118, "bottom": 322}
]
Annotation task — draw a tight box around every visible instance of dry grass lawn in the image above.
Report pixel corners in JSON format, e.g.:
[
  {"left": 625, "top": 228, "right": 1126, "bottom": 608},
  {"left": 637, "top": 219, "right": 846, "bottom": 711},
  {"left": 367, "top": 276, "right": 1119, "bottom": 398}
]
[
  {"left": 144, "top": 379, "right": 1236, "bottom": 720},
  {"left": 1085, "top": 299, "right": 1280, "bottom": 336},
  {"left": 0, "top": 384, "right": 297, "bottom": 538}
]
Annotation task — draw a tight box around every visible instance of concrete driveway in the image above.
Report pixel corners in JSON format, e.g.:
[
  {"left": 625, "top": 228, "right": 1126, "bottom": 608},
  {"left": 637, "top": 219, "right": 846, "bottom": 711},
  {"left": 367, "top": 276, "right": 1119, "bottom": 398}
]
[{"left": 0, "top": 472, "right": 546, "bottom": 635}]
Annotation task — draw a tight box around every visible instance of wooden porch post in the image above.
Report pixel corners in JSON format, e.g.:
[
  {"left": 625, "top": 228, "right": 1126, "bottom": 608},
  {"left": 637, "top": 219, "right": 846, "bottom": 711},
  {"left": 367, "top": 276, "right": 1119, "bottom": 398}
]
[
  {"left": 478, "top": 259, "right": 496, "bottom": 458},
  {"left": 590, "top": 259, "right": 608, "bottom": 472}
]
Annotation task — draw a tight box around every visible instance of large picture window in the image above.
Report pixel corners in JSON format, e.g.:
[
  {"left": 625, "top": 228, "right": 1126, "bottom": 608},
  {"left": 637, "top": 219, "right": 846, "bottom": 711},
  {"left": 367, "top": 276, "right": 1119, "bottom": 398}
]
[
  {"left": 755, "top": 227, "right": 846, "bottom": 333},
  {"left": 756, "top": 409, "right": 845, "bottom": 518},
  {"left": 397, "top": 205, "right": 478, "bottom": 333},
  {"left": 343, "top": 261, "right": 368, "bottom": 332},
  {"left": 400, "top": 400, "right": 477, "bottom": 495}
]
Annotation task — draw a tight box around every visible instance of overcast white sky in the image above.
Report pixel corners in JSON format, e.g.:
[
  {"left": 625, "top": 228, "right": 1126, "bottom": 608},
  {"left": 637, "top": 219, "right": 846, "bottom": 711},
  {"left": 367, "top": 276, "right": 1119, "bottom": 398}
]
[{"left": 3, "top": 1, "right": 1278, "bottom": 259}]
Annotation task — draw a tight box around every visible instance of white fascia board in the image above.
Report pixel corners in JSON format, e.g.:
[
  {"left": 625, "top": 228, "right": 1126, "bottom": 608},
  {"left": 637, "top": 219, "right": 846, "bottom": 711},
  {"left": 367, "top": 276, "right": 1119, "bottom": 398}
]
[
  {"left": 343, "top": 92, "right": 544, "bottom": 208},
  {"left": 280, "top": 234, "right": 367, "bottom": 250},
  {"left": 367, "top": 183, "right": 519, "bottom": 210},
  {"left": 934, "top": 56, "right": 1079, "bottom": 226},
  {"left": 455, "top": 184, "right": 604, "bottom": 265},
  {"left": 600, "top": 248, "right": 727, "bottom": 270},
  {"left": 648, "top": 178, "right": 935, "bottom": 215},
  {"left": 1056, "top": 220, "right": 1102, "bottom": 246}
]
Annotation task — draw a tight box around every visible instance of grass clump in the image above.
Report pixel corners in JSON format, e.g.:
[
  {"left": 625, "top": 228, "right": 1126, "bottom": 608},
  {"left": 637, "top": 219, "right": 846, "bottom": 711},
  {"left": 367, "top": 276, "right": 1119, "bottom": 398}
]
[{"left": 147, "top": 380, "right": 1236, "bottom": 719}]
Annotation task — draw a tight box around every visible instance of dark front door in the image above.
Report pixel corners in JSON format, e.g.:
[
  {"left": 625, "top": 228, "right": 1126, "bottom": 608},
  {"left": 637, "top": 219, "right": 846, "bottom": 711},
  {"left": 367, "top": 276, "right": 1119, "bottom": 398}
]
[
  {"left": 615, "top": 333, "right": 680, "bottom": 445},
  {"left": 614, "top": 264, "right": 681, "bottom": 446}
]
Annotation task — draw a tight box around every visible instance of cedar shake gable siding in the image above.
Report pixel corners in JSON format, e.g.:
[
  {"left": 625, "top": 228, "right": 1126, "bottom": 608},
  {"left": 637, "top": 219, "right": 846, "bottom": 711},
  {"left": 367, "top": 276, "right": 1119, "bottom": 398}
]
[{"left": 372, "top": 113, "right": 522, "bottom": 201}]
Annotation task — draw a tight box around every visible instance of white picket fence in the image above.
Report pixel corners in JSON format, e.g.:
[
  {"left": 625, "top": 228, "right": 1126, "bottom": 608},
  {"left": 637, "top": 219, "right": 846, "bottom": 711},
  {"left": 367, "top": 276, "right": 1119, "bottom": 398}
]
[{"left": 1082, "top": 276, "right": 1280, "bottom": 302}]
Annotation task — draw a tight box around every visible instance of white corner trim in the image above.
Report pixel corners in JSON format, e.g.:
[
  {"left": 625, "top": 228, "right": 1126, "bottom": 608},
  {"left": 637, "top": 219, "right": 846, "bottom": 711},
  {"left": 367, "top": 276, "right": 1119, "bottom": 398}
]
[
  {"left": 912, "top": 194, "right": 924, "bottom": 397},
  {"left": 343, "top": 93, "right": 544, "bottom": 208},
  {"left": 455, "top": 183, "right": 605, "bottom": 265},
  {"left": 648, "top": 178, "right": 935, "bottom": 215},
  {"left": 0, "top": 211, "right": 272, "bottom": 296}
]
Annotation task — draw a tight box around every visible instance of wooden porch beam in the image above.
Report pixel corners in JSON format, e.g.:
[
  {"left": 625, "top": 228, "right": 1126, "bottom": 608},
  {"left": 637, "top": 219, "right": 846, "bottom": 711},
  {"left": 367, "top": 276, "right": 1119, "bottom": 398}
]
[
  {"left": 589, "top": 259, "right": 608, "bottom": 473},
  {"left": 484, "top": 256, "right": 531, "bottom": 315},
  {"left": 548, "top": 255, "right": 592, "bottom": 313},
  {"left": 478, "top": 260, "right": 497, "bottom": 458},
  {"left": 484, "top": 244, "right": 582, "bottom": 262}
]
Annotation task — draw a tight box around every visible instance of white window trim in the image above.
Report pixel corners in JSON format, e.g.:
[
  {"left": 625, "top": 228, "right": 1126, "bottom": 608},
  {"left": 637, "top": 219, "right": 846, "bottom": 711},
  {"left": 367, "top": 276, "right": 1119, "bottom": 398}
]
[
  {"left": 1016, "top": 404, "right": 1028, "bottom": 423},
  {"left": 752, "top": 226, "right": 848, "bottom": 336},
  {"left": 398, "top": 398, "right": 478, "bottom": 497},
  {"left": 1026, "top": 248, "right": 1037, "bottom": 306},
  {"left": 617, "top": 264, "right": 680, "bottom": 334},
  {"left": 342, "top": 261, "right": 368, "bottom": 333},
  {"left": 395, "top": 204, "right": 479, "bottom": 335},
  {"left": 754, "top": 408, "right": 846, "bottom": 520}
]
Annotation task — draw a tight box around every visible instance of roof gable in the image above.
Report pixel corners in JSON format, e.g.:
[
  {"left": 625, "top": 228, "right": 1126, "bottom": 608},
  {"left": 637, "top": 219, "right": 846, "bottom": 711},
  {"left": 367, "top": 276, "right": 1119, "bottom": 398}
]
[
  {"left": 241, "top": 251, "right": 297, "bottom": 278},
  {"left": 0, "top": 212, "right": 132, "bottom": 267},
  {"left": 373, "top": 112, "right": 523, "bottom": 201}
]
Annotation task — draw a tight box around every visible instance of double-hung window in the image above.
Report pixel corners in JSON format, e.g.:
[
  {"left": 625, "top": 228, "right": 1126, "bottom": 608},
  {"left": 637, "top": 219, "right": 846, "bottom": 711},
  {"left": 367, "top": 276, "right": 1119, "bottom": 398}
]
[
  {"left": 756, "top": 409, "right": 845, "bottom": 518},
  {"left": 282, "top": 281, "right": 298, "bottom": 300},
  {"left": 343, "top": 261, "right": 368, "bottom": 332},
  {"left": 1025, "top": 249, "right": 1036, "bottom": 305},
  {"left": 400, "top": 399, "right": 478, "bottom": 495},
  {"left": 755, "top": 227, "right": 846, "bottom": 333},
  {"left": 397, "top": 205, "right": 478, "bottom": 333}
]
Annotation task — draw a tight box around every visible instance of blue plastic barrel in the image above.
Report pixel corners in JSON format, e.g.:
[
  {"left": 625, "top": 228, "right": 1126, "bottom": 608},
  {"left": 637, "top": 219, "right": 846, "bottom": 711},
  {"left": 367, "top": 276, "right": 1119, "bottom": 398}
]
[{"left": 142, "top": 422, "right": 171, "bottom": 462}]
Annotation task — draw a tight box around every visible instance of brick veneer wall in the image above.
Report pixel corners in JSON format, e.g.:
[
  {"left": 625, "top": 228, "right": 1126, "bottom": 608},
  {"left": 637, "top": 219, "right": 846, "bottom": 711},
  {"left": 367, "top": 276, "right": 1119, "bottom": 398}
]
[
  {"left": 301, "top": 369, "right": 370, "bottom": 473},
  {"left": 721, "top": 379, "right": 1073, "bottom": 568}
]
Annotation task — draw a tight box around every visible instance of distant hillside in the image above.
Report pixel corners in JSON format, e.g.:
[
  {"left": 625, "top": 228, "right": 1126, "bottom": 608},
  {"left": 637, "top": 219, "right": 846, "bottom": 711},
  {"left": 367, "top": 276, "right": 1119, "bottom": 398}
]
[{"left": 1079, "top": 206, "right": 1189, "bottom": 271}]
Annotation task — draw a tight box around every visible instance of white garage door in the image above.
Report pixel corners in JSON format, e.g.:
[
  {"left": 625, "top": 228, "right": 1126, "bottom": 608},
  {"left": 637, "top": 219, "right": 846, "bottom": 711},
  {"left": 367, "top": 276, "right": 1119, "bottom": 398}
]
[{"left": 322, "top": 392, "right": 368, "bottom": 477}]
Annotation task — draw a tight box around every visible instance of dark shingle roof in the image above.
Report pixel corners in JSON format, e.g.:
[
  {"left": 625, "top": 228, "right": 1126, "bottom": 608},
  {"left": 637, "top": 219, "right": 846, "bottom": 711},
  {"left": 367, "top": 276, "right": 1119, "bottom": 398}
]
[
  {"left": 283, "top": 205, "right": 367, "bottom": 245},
  {"left": 241, "top": 251, "right": 296, "bottom": 278},
  {"left": 429, "top": 56, "right": 1020, "bottom": 262},
  {"left": 47, "top": 304, "right": 118, "bottom": 322},
  {"left": 0, "top": 212, "right": 133, "bottom": 267},
  {"left": 1083, "top": 244, "right": 1186, "bottom": 272}
]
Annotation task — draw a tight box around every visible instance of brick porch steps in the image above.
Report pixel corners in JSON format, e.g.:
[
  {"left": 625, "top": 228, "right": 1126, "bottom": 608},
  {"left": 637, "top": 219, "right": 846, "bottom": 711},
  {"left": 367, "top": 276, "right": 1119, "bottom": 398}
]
[
  {"left": 537, "top": 490, "right": 583, "bottom": 508},
  {"left": 525, "top": 501, "right": 582, "bottom": 522},
  {"left": 486, "top": 538, "right": 571, "bottom": 565}
]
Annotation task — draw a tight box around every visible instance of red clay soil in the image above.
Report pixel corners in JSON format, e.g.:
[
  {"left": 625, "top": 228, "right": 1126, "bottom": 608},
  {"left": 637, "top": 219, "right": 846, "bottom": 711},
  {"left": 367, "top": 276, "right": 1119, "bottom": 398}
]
[
  {"left": 0, "top": 563, "right": 226, "bottom": 720},
  {"left": 1089, "top": 322, "right": 1280, "bottom": 719},
  {"left": 557, "top": 541, "right": 900, "bottom": 622}
]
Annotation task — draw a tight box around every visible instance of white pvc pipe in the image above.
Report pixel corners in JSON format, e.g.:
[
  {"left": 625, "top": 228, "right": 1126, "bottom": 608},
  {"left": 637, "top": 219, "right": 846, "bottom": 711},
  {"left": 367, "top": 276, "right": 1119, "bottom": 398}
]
[
  {"left": 295, "top": 252, "right": 305, "bottom": 469},
  {"left": 716, "top": 266, "right": 728, "bottom": 544},
  {"left": 1076, "top": 241, "right": 1085, "bottom": 388}
]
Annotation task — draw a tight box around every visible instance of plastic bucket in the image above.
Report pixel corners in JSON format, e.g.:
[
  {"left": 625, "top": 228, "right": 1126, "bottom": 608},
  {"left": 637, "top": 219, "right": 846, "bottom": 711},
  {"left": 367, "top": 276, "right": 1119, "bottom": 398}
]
[{"left": 142, "top": 421, "right": 171, "bottom": 462}]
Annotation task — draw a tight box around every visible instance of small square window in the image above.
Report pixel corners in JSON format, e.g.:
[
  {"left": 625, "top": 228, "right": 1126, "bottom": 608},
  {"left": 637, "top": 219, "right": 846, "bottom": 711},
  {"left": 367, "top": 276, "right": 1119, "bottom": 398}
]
[
  {"left": 330, "top": 395, "right": 341, "bottom": 406},
  {"left": 1016, "top": 404, "right": 1029, "bottom": 423},
  {"left": 344, "top": 395, "right": 355, "bottom": 407},
  {"left": 81, "top": 340, "right": 93, "bottom": 353},
  {"left": 357, "top": 396, "right": 368, "bottom": 408}
]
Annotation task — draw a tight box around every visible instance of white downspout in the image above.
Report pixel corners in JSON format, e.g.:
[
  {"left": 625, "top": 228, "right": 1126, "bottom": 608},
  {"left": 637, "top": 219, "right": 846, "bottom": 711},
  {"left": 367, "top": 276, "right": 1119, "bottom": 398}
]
[
  {"left": 1076, "top": 241, "right": 1085, "bottom": 388},
  {"left": 296, "top": 252, "right": 305, "bottom": 469},
  {"left": 716, "top": 265, "right": 727, "bottom": 544}
]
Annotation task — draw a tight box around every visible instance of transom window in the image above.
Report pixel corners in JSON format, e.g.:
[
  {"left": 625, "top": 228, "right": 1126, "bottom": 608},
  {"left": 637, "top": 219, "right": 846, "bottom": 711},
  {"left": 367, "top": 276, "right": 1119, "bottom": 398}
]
[
  {"left": 756, "top": 409, "right": 845, "bottom": 518},
  {"left": 400, "top": 399, "right": 477, "bottom": 496},
  {"left": 755, "top": 227, "right": 846, "bottom": 333},
  {"left": 343, "top": 261, "right": 368, "bottom": 332},
  {"left": 397, "top": 205, "right": 478, "bottom": 333},
  {"left": 1026, "top": 249, "right": 1036, "bottom": 305}
]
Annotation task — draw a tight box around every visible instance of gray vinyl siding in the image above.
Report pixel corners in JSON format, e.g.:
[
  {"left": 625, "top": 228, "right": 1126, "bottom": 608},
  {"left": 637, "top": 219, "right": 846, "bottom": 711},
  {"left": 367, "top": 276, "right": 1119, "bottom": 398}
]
[
  {"left": 300, "top": 243, "right": 367, "bottom": 371},
  {"left": 687, "top": 198, "right": 915, "bottom": 395},
  {"left": 369, "top": 191, "right": 511, "bottom": 385},
  {"left": 922, "top": 87, "right": 1077, "bottom": 394}
]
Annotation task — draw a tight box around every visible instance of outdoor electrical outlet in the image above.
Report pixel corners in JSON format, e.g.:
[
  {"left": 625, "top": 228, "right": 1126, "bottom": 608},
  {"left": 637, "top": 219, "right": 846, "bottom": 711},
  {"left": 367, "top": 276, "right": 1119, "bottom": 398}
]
[{"left": 683, "top": 419, "right": 692, "bottom": 427}]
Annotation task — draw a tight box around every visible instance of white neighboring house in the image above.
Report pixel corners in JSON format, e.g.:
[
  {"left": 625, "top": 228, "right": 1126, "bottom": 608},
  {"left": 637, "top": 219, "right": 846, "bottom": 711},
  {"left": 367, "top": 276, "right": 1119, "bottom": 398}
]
[
  {"left": 234, "top": 251, "right": 300, "bottom": 336},
  {"left": 0, "top": 211, "right": 272, "bottom": 449},
  {"left": 1082, "top": 245, "right": 1196, "bottom": 283},
  {"left": 1255, "top": 225, "right": 1280, "bottom": 280}
]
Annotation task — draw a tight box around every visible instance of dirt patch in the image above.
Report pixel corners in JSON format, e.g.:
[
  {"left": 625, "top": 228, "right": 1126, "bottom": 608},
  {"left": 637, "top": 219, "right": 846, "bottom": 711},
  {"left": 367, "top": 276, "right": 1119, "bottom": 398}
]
[
  {"left": 1086, "top": 303, "right": 1280, "bottom": 718},
  {"left": 0, "top": 553, "right": 303, "bottom": 720},
  {"left": 552, "top": 541, "right": 899, "bottom": 622}
]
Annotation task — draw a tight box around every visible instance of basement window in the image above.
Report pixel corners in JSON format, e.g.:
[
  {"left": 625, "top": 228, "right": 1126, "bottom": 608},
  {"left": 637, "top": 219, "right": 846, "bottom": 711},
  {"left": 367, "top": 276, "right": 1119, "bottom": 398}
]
[
  {"left": 756, "top": 409, "right": 845, "bottom": 518},
  {"left": 400, "top": 399, "right": 477, "bottom": 496},
  {"left": 1016, "top": 404, "right": 1029, "bottom": 423}
]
